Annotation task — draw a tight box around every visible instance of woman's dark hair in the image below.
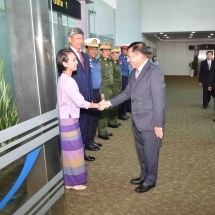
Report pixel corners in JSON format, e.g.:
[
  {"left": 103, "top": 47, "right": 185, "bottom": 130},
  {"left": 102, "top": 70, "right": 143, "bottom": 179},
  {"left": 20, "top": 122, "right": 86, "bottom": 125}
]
[
  {"left": 56, "top": 49, "right": 73, "bottom": 73},
  {"left": 152, "top": 55, "right": 157, "bottom": 62},
  {"left": 128, "top": 42, "right": 148, "bottom": 55}
]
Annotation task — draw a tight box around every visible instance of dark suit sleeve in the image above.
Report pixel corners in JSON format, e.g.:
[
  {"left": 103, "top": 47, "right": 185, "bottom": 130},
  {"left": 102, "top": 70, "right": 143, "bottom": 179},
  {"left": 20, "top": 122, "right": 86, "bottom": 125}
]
[
  {"left": 208, "top": 61, "right": 215, "bottom": 87},
  {"left": 151, "top": 69, "right": 166, "bottom": 128}
]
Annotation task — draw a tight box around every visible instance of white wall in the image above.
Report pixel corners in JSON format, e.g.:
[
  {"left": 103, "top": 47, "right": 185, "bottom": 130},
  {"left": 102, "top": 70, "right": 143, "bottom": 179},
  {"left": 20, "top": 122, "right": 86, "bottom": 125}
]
[
  {"left": 115, "top": 0, "right": 143, "bottom": 45},
  {"left": 157, "top": 40, "right": 215, "bottom": 76},
  {"left": 142, "top": 0, "right": 215, "bottom": 33},
  {"left": 89, "top": 0, "right": 115, "bottom": 36}
]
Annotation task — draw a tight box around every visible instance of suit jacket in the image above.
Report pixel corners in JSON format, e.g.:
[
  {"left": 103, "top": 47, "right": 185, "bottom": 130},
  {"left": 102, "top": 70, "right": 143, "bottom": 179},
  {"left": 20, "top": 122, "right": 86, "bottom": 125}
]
[
  {"left": 69, "top": 48, "right": 93, "bottom": 102},
  {"left": 110, "top": 61, "right": 165, "bottom": 132},
  {"left": 199, "top": 60, "right": 215, "bottom": 84}
]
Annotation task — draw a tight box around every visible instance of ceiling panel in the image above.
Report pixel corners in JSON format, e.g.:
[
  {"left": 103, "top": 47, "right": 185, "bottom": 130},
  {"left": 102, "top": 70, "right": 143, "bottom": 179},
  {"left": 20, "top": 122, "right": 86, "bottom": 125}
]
[{"left": 144, "top": 31, "right": 215, "bottom": 41}]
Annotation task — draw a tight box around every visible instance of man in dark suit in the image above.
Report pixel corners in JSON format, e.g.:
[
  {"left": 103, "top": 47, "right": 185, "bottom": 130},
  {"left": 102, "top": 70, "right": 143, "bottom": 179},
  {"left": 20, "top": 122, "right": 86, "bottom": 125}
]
[
  {"left": 199, "top": 51, "right": 215, "bottom": 108},
  {"left": 208, "top": 59, "right": 215, "bottom": 122},
  {"left": 68, "top": 27, "right": 95, "bottom": 161},
  {"left": 101, "top": 42, "right": 166, "bottom": 193}
]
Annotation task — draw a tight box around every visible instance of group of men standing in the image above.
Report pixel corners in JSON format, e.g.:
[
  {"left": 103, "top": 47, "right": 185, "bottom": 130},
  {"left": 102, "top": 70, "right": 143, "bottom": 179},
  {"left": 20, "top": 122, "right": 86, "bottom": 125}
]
[
  {"left": 64, "top": 26, "right": 166, "bottom": 194},
  {"left": 67, "top": 27, "right": 132, "bottom": 161}
]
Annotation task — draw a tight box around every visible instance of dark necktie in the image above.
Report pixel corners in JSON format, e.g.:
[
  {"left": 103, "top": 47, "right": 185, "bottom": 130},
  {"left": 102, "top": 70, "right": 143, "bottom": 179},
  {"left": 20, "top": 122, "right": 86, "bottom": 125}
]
[{"left": 77, "top": 51, "right": 86, "bottom": 71}]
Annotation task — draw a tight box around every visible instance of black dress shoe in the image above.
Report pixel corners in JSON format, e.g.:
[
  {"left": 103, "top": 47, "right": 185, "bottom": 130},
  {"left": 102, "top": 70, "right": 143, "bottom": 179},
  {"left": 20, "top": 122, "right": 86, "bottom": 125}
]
[
  {"left": 108, "top": 124, "right": 119, "bottom": 128},
  {"left": 106, "top": 132, "right": 113, "bottom": 136},
  {"left": 118, "top": 116, "right": 127, "bottom": 120},
  {"left": 135, "top": 183, "right": 156, "bottom": 193},
  {"left": 93, "top": 141, "right": 103, "bottom": 147},
  {"left": 130, "top": 177, "right": 144, "bottom": 185},
  {"left": 98, "top": 135, "right": 110, "bottom": 140},
  {"left": 117, "top": 123, "right": 121, "bottom": 126},
  {"left": 86, "top": 144, "right": 100, "bottom": 151},
  {"left": 203, "top": 104, "right": 208, "bottom": 108},
  {"left": 84, "top": 153, "right": 95, "bottom": 161}
]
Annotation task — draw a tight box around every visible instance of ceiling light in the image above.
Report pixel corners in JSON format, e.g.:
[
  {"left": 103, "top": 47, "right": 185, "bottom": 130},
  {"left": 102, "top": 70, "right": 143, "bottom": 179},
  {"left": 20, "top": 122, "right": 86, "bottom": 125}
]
[
  {"left": 160, "top": 32, "right": 163, "bottom": 34},
  {"left": 190, "top": 34, "right": 193, "bottom": 36},
  {"left": 208, "top": 36, "right": 211, "bottom": 38},
  {"left": 155, "top": 34, "right": 158, "bottom": 37},
  {"left": 166, "top": 37, "right": 169, "bottom": 39},
  {"left": 191, "top": 31, "right": 195, "bottom": 33},
  {"left": 164, "top": 35, "right": 167, "bottom": 36},
  {"left": 210, "top": 33, "right": 214, "bottom": 35}
]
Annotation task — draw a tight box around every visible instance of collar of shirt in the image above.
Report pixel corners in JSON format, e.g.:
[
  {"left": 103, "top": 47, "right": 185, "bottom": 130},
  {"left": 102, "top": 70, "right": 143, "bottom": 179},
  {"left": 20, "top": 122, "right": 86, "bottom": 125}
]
[
  {"left": 90, "top": 57, "right": 97, "bottom": 63},
  {"left": 137, "top": 59, "right": 148, "bottom": 72},
  {"left": 70, "top": 46, "right": 81, "bottom": 60},
  {"left": 207, "top": 60, "right": 211, "bottom": 63}
]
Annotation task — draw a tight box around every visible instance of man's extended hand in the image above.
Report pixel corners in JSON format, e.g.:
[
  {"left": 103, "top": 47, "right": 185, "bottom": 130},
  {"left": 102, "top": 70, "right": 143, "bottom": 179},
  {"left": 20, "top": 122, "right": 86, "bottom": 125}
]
[
  {"left": 154, "top": 127, "right": 163, "bottom": 138},
  {"left": 99, "top": 100, "right": 110, "bottom": 111}
]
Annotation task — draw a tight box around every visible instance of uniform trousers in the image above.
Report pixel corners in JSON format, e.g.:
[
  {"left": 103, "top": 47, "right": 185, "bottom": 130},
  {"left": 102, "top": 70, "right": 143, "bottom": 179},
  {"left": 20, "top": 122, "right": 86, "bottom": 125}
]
[
  {"left": 108, "top": 83, "right": 122, "bottom": 125},
  {"left": 98, "top": 86, "right": 113, "bottom": 136},
  {"left": 118, "top": 76, "right": 130, "bottom": 117}
]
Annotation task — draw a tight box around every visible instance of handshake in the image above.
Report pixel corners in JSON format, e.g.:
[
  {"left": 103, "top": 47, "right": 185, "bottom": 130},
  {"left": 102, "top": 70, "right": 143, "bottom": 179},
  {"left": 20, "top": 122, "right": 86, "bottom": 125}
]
[{"left": 98, "top": 100, "right": 111, "bottom": 111}]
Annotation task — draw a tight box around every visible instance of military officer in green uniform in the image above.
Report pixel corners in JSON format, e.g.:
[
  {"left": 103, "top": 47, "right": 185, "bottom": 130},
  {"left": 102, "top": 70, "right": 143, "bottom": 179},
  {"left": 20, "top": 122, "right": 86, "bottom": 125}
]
[
  {"left": 98, "top": 42, "right": 114, "bottom": 140},
  {"left": 108, "top": 46, "right": 122, "bottom": 128}
]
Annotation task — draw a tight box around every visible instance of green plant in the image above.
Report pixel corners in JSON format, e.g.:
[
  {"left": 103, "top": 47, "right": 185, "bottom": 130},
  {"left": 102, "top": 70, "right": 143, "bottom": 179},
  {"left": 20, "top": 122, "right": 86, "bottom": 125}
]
[
  {"left": 188, "top": 60, "right": 195, "bottom": 70},
  {"left": 0, "top": 57, "right": 19, "bottom": 145}
]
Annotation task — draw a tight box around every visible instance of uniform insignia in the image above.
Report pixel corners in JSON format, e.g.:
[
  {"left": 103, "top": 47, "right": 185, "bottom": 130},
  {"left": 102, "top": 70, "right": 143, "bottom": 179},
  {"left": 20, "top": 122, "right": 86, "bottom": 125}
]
[
  {"left": 106, "top": 42, "right": 111, "bottom": 46},
  {"left": 92, "top": 39, "right": 97, "bottom": 44}
]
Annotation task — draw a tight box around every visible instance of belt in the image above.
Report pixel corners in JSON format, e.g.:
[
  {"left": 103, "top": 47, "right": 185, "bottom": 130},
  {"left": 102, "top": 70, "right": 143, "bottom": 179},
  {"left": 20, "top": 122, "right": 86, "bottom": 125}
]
[
  {"left": 101, "top": 84, "right": 113, "bottom": 88},
  {"left": 93, "top": 88, "right": 100, "bottom": 91},
  {"left": 113, "top": 82, "right": 122, "bottom": 85}
]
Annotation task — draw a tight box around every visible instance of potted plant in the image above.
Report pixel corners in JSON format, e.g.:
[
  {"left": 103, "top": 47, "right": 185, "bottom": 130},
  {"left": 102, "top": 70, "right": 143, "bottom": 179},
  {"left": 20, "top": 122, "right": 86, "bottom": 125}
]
[
  {"left": 0, "top": 57, "right": 24, "bottom": 213},
  {"left": 188, "top": 60, "right": 195, "bottom": 77}
]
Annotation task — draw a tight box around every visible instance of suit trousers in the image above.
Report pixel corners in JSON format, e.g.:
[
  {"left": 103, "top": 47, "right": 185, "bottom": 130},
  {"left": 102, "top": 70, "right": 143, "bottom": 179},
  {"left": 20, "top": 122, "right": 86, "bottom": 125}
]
[
  {"left": 133, "top": 122, "right": 160, "bottom": 186},
  {"left": 79, "top": 109, "right": 90, "bottom": 148},
  {"left": 202, "top": 83, "right": 212, "bottom": 106},
  {"left": 86, "top": 89, "right": 101, "bottom": 145}
]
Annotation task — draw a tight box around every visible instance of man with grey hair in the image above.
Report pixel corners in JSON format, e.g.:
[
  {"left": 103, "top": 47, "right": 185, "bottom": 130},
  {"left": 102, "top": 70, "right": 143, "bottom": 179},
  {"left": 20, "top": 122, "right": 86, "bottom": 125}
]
[{"left": 68, "top": 27, "right": 95, "bottom": 161}]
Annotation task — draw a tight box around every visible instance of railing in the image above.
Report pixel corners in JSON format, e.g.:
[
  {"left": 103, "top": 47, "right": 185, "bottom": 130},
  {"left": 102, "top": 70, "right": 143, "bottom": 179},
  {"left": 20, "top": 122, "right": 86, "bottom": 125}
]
[{"left": 0, "top": 109, "right": 64, "bottom": 214}]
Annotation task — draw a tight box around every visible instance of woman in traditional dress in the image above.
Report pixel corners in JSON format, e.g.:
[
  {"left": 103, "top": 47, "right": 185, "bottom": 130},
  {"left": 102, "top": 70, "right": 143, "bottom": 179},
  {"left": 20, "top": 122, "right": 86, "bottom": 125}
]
[{"left": 56, "top": 49, "right": 101, "bottom": 190}]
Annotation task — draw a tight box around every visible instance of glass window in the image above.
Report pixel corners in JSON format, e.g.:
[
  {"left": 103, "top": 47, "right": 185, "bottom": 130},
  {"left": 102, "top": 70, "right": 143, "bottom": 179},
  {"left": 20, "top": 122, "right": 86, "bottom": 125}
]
[{"left": 87, "top": 0, "right": 115, "bottom": 46}]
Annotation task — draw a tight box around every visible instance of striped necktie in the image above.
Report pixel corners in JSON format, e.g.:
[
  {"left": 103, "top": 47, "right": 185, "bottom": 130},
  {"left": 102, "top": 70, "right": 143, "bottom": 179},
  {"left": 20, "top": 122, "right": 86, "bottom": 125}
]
[
  {"left": 77, "top": 51, "right": 86, "bottom": 71},
  {"left": 135, "top": 69, "right": 140, "bottom": 79}
]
